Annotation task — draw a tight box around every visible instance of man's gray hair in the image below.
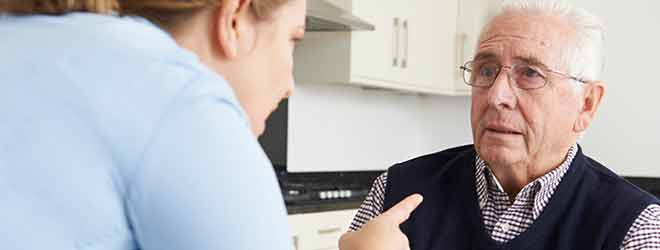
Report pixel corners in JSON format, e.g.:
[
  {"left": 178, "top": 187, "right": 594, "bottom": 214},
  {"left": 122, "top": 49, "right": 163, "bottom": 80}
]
[{"left": 480, "top": 0, "right": 605, "bottom": 87}]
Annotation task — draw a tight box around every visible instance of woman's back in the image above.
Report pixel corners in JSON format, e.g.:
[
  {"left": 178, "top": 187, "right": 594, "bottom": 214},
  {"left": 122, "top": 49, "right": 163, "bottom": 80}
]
[{"left": 0, "top": 13, "right": 291, "bottom": 250}]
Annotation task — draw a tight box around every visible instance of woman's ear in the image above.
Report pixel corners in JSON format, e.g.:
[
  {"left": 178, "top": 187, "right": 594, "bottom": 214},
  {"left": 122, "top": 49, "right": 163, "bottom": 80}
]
[
  {"left": 574, "top": 81, "right": 605, "bottom": 133},
  {"left": 213, "top": 0, "right": 254, "bottom": 60}
]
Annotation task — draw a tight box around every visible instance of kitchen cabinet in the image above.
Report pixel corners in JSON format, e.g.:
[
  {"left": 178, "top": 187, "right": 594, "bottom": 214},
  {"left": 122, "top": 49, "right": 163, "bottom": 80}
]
[
  {"left": 288, "top": 209, "right": 357, "bottom": 250},
  {"left": 294, "top": 0, "right": 501, "bottom": 96},
  {"left": 455, "top": 0, "right": 502, "bottom": 92},
  {"left": 400, "top": 0, "right": 462, "bottom": 94}
]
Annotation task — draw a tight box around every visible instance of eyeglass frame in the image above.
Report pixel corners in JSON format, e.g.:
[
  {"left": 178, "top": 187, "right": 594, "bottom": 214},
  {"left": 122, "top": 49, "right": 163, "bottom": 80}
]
[{"left": 459, "top": 59, "right": 590, "bottom": 90}]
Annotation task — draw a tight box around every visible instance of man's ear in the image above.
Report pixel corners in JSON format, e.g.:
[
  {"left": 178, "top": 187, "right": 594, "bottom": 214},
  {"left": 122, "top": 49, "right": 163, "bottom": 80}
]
[
  {"left": 574, "top": 81, "right": 605, "bottom": 133},
  {"left": 213, "top": 0, "right": 254, "bottom": 60}
]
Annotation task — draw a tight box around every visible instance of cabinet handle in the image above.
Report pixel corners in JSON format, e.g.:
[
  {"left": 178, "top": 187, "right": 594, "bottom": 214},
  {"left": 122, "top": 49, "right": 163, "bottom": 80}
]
[
  {"left": 392, "top": 17, "right": 400, "bottom": 67},
  {"left": 292, "top": 235, "right": 299, "bottom": 250},
  {"left": 401, "top": 19, "right": 409, "bottom": 68},
  {"left": 318, "top": 227, "right": 342, "bottom": 235}
]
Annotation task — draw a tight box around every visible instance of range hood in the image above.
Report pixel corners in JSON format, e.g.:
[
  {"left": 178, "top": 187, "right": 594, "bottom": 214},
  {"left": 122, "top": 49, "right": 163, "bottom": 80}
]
[{"left": 305, "top": 0, "right": 375, "bottom": 31}]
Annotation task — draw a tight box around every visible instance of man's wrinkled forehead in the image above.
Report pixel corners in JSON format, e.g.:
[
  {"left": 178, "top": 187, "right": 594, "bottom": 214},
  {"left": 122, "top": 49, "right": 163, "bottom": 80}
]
[{"left": 476, "top": 13, "right": 574, "bottom": 66}]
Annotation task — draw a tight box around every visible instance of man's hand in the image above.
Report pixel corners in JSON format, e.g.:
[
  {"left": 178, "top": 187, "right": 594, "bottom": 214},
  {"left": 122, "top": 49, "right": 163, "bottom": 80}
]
[{"left": 339, "top": 194, "right": 423, "bottom": 250}]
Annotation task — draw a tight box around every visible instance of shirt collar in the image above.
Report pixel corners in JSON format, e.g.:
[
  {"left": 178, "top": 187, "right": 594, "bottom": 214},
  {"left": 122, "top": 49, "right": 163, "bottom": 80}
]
[{"left": 474, "top": 144, "right": 579, "bottom": 218}]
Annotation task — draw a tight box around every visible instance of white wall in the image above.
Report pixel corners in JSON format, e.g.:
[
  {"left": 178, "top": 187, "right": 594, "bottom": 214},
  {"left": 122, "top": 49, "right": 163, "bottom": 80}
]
[
  {"left": 288, "top": 0, "right": 660, "bottom": 177},
  {"left": 287, "top": 83, "right": 472, "bottom": 172}
]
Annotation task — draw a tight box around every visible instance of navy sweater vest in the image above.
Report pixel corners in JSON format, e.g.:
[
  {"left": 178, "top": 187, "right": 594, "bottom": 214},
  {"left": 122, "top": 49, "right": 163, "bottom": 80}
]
[{"left": 383, "top": 145, "right": 658, "bottom": 250}]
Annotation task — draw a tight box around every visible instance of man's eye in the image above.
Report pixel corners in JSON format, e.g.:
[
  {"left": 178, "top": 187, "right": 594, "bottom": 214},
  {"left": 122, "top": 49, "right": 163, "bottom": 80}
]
[
  {"left": 479, "top": 66, "right": 497, "bottom": 78},
  {"left": 521, "top": 67, "right": 543, "bottom": 78}
]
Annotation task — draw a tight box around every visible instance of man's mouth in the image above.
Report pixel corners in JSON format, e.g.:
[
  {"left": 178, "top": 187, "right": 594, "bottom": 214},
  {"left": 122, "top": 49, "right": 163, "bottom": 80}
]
[{"left": 485, "top": 124, "right": 522, "bottom": 135}]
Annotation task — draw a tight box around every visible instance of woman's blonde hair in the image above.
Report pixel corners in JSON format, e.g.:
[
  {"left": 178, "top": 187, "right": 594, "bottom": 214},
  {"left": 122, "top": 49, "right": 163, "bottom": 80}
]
[{"left": 0, "top": 0, "right": 291, "bottom": 29}]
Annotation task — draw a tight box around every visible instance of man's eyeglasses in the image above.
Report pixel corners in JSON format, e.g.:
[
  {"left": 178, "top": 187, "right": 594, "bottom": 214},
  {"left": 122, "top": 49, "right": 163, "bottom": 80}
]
[{"left": 460, "top": 60, "right": 589, "bottom": 90}]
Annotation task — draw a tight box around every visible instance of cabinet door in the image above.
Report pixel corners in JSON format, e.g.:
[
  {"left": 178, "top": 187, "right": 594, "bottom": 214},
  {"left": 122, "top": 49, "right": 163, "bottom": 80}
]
[
  {"left": 401, "top": 0, "right": 459, "bottom": 92},
  {"left": 288, "top": 210, "right": 357, "bottom": 250},
  {"left": 454, "top": 0, "right": 502, "bottom": 93},
  {"left": 350, "top": 0, "right": 401, "bottom": 84}
]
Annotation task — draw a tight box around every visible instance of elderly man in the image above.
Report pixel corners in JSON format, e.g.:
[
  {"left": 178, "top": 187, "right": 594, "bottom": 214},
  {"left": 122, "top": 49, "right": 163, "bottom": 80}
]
[{"left": 339, "top": 1, "right": 660, "bottom": 250}]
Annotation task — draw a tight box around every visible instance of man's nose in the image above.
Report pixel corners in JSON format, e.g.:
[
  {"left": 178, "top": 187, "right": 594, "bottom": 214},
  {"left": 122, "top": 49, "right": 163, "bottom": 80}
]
[{"left": 487, "top": 68, "right": 517, "bottom": 110}]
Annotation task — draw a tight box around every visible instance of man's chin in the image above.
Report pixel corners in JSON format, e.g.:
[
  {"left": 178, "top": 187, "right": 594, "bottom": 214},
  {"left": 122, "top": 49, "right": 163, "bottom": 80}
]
[{"left": 477, "top": 143, "right": 524, "bottom": 166}]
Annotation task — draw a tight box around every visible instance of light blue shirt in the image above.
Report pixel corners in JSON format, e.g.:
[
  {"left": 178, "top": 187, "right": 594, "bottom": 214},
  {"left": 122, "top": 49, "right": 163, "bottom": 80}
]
[{"left": 0, "top": 13, "right": 292, "bottom": 250}]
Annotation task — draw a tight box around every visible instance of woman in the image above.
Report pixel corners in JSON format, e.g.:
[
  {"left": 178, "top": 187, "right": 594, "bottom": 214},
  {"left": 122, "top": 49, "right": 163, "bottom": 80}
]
[{"left": 0, "top": 0, "right": 305, "bottom": 249}]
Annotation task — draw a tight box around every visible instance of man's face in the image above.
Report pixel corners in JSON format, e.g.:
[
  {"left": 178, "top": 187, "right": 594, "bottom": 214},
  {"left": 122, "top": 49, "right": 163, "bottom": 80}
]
[{"left": 471, "top": 13, "right": 583, "bottom": 168}]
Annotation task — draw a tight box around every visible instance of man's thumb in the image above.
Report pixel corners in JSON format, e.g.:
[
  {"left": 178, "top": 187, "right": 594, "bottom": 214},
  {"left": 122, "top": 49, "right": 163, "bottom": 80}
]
[{"left": 381, "top": 194, "right": 423, "bottom": 225}]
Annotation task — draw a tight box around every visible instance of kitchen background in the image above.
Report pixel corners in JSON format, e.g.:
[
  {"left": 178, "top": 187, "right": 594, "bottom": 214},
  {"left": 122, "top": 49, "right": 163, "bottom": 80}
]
[{"left": 260, "top": 1, "right": 660, "bottom": 249}]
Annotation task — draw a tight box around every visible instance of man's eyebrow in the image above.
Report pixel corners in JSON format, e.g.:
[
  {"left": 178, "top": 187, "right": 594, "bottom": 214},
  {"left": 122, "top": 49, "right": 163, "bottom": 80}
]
[
  {"left": 513, "top": 56, "right": 551, "bottom": 69},
  {"left": 473, "top": 53, "right": 552, "bottom": 70},
  {"left": 473, "top": 52, "right": 498, "bottom": 61}
]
